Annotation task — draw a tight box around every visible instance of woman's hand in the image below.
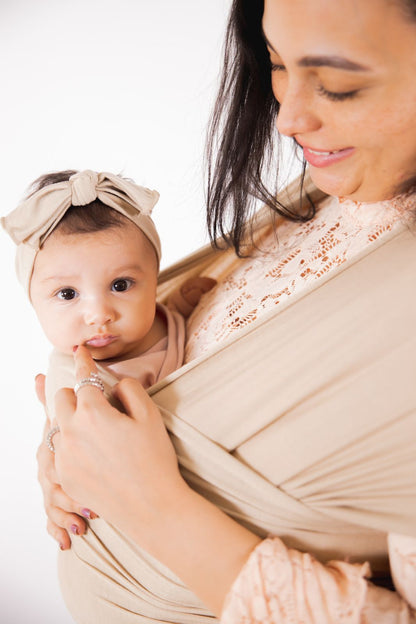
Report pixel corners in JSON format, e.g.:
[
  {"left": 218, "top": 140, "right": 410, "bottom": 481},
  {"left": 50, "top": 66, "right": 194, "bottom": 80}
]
[
  {"left": 35, "top": 374, "right": 95, "bottom": 550},
  {"left": 52, "top": 346, "right": 261, "bottom": 615},
  {"left": 52, "top": 346, "right": 188, "bottom": 540}
]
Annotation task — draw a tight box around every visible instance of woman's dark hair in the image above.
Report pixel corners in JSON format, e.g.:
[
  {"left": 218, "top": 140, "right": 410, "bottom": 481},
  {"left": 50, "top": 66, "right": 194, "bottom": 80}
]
[
  {"left": 27, "top": 170, "right": 127, "bottom": 238},
  {"left": 206, "top": 0, "right": 314, "bottom": 255},
  {"left": 206, "top": 0, "right": 416, "bottom": 254}
]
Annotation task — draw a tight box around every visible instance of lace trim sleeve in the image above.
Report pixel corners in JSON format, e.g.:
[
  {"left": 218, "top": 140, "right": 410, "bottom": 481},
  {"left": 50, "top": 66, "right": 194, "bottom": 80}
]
[{"left": 220, "top": 537, "right": 416, "bottom": 624}]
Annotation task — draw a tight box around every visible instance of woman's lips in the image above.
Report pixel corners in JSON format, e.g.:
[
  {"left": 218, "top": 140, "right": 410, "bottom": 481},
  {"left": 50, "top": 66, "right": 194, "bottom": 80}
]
[
  {"left": 302, "top": 146, "right": 355, "bottom": 168},
  {"left": 85, "top": 335, "right": 117, "bottom": 348}
]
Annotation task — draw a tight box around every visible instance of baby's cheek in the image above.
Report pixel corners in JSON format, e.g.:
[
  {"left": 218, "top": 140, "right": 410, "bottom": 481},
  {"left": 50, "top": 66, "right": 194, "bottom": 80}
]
[{"left": 41, "top": 319, "right": 74, "bottom": 354}]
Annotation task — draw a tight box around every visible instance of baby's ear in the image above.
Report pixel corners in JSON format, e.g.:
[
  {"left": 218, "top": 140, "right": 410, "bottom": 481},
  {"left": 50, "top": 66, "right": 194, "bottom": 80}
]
[{"left": 167, "top": 277, "right": 217, "bottom": 318}]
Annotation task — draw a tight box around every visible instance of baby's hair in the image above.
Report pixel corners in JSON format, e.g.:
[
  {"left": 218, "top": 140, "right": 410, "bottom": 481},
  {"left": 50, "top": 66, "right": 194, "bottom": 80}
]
[{"left": 28, "top": 170, "right": 128, "bottom": 238}]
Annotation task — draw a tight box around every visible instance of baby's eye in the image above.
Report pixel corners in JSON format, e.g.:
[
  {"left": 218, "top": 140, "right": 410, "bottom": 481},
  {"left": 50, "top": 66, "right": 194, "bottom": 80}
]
[
  {"left": 56, "top": 288, "right": 77, "bottom": 301},
  {"left": 111, "top": 278, "right": 133, "bottom": 292}
]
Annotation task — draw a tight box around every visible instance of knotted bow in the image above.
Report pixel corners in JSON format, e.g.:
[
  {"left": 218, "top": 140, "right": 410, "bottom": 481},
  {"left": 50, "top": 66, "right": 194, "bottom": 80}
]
[{"left": 1, "top": 170, "right": 161, "bottom": 296}]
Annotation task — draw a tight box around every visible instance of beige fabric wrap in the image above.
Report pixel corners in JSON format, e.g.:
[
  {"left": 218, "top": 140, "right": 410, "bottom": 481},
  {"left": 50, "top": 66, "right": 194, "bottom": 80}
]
[
  {"left": 56, "top": 179, "right": 416, "bottom": 623},
  {"left": 0, "top": 170, "right": 161, "bottom": 295}
]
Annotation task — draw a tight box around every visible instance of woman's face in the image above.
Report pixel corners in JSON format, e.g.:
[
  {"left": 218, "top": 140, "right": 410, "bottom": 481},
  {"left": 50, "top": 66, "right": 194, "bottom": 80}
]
[{"left": 263, "top": 0, "right": 416, "bottom": 201}]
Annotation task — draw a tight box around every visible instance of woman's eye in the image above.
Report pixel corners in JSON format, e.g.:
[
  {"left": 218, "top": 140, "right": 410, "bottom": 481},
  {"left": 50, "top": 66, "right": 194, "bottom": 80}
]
[
  {"left": 271, "top": 63, "right": 286, "bottom": 72},
  {"left": 316, "top": 85, "right": 359, "bottom": 102},
  {"left": 112, "top": 278, "right": 133, "bottom": 292},
  {"left": 56, "top": 288, "right": 77, "bottom": 301}
]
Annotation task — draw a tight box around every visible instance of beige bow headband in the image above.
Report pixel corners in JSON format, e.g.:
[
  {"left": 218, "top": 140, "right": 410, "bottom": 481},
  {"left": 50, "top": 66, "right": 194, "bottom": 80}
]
[{"left": 1, "top": 170, "right": 161, "bottom": 296}]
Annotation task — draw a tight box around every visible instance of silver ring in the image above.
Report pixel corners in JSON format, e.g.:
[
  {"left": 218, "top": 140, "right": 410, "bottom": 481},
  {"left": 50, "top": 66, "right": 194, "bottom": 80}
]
[
  {"left": 46, "top": 426, "right": 60, "bottom": 453},
  {"left": 74, "top": 373, "right": 105, "bottom": 395}
]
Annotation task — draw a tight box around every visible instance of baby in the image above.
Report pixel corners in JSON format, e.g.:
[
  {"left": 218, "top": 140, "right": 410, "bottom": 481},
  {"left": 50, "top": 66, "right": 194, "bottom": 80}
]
[{"left": 2, "top": 169, "right": 209, "bottom": 421}]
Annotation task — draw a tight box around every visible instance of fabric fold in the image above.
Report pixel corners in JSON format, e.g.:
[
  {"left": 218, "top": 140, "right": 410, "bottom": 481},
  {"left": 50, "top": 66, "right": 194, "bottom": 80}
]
[{"left": 56, "top": 177, "right": 416, "bottom": 622}]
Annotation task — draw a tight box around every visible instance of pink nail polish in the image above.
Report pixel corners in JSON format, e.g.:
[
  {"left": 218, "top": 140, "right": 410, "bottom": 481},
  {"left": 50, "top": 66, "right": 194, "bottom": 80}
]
[
  {"left": 70, "top": 524, "right": 79, "bottom": 535},
  {"left": 73, "top": 345, "right": 79, "bottom": 353},
  {"left": 81, "top": 508, "right": 91, "bottom": 519},
  {"left": 59, "top": 543, "right": 65, "bottom": 551}
]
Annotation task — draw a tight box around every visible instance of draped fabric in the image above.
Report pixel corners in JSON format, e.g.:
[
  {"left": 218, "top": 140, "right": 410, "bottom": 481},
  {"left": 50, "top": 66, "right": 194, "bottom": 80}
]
[{"left": 56, "top": 178, "right": 416, "bottom": 623}]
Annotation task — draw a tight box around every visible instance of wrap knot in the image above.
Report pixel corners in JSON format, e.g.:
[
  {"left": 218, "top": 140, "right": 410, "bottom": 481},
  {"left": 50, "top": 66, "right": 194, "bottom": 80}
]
[{"left": 70, "top": 170, "right": 99, "bottom": 206}]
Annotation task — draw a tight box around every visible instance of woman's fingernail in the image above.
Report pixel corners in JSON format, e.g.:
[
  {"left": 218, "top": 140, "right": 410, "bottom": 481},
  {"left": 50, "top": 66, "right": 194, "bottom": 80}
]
[
  {"left": 81, "top": 508, "right": 91, "bottom": 519},
  {"left": 73, "top": 345, "right": 79, "bottom": 353},
  {"left": 70, "top": 524, "right": 79, "bottom": 535},
  {"left": 59, "top": 543, "right": 65, "bottom": 551}
]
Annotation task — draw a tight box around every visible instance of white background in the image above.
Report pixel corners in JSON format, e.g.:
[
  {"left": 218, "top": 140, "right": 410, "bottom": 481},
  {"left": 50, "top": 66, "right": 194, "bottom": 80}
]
[
  {"left": 0, "top": 2, "right": 298, "bottom": 622},
  {"left": 0, "top": 2, "right": 230, "bottom": 622}
]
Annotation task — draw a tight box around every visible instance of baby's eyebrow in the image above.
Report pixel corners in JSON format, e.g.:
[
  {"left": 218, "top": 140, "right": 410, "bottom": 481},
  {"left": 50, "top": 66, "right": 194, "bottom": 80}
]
[
  {"left": 39, "top": 275, "right": 76, "bottom": 283},
  {"left": 113, "top": 263, "right": 145, "bottom": 273}
]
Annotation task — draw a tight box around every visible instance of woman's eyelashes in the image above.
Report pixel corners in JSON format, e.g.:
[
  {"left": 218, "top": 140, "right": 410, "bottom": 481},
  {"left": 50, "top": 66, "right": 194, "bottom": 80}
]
[
  {"left": 270, "top": 61, "right": 360, "bottom": 102},
  {"left": 315, "top": 84, "right": 359, "bottom": 102},
  {"left": 271, "top": 63, "right": 286, "bottom": 72}
]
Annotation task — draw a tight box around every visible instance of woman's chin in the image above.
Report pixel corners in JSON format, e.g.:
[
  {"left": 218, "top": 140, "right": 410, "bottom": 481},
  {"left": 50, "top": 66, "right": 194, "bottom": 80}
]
[
  {"left": 308, "top": 168, "right": 363, "bottom": 200},
  {"left": 308, "top": 167, "right": 398, "bottom": 203}
]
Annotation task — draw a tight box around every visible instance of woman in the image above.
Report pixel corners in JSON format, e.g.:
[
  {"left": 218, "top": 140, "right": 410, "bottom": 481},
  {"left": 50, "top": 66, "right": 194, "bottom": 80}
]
[{"left": 37, "top": 0, "right": 416, "bottom": 621}]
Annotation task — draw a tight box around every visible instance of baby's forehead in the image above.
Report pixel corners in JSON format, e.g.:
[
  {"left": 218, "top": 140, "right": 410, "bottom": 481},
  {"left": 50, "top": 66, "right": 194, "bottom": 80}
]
[{"left": 47, "top": 219, "right": 157, "bottom": 258}]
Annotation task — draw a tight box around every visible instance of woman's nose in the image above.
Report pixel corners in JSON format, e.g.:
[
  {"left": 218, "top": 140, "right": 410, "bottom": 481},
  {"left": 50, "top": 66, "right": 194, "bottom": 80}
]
[
  {"left": 83, "top": 299, "right": 115, "bottom": 326},
  {"left": 275, "top": 82, "right": 321, "bottom": 137}
]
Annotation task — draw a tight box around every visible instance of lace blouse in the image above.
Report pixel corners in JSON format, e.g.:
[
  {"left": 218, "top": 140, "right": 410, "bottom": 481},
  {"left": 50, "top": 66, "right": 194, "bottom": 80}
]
[
  {"left": 183, "top": 193, "right": 416, "bottom": 622},
  {"left": 185, "top": 194, "right": 413, "bottom": 361}
]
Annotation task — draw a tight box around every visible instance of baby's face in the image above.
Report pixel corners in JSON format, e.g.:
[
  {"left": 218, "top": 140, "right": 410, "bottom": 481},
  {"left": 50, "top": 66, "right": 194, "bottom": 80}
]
[{"left": 30, "top": 222, "right": 159, "bottom": 360}]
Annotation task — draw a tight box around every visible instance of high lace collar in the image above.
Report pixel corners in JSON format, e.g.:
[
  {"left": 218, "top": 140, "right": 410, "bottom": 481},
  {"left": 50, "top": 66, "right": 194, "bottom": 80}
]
[{"left": 337, "top": 192, "right": 416, "bottom": 216}]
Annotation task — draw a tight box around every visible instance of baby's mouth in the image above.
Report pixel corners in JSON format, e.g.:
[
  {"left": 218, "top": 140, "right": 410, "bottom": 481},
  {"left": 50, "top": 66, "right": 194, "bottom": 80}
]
[{"left": 85, "top": 335, "right": 117, "bottom": 348}]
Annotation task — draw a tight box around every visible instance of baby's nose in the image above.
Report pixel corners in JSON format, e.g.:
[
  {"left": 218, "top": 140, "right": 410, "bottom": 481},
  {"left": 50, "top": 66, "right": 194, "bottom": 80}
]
[{"left": 84, "top": 299, "right": 115, "bottom": 326}]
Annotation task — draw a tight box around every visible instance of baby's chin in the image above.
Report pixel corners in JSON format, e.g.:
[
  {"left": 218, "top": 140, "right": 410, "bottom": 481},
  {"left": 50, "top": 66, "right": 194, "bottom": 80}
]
[
  {"left": 61, "top": 342, "right": 125, "bottom": 362},
  {"left": 82, "top": 344, "right": 124, "bottom": 361}
]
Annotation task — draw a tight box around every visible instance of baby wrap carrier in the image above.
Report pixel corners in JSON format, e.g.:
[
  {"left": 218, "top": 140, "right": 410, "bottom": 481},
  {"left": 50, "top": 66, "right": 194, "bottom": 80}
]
[{"left": 55, "top": 178, "right": 416, "bottom": 623}]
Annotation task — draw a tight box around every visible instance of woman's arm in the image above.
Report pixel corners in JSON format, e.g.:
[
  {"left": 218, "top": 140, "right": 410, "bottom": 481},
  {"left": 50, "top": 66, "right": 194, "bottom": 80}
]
[
  {"left": 52, "top": 346, "right": 260, "bottom": 614},
  {"left": 51, "top": 347, "right": 416, "bottom": 620},
  {"left": 221, "top": 537, "right": 416, "bottom": 623}
]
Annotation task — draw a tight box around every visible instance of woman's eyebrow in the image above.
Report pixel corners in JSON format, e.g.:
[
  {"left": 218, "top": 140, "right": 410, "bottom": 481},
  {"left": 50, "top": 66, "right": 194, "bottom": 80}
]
[
  {"left": 262, "top": 29, "right": 370, "bottom": 72},
  {"left": 298, "top": 55, "right": 370, "bottom": 71}
]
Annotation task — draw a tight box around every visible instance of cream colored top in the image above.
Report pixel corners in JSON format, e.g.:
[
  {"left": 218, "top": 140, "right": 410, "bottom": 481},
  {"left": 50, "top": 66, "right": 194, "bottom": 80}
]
[
  {"left": 55, "top": 187, "right": 416, "bottom": 623},
  {"left": 185, "top": 193, "right": 413, "bottom": 360},
  {"left": 182, "top": 193, "right": 416, "bottom": 621}
]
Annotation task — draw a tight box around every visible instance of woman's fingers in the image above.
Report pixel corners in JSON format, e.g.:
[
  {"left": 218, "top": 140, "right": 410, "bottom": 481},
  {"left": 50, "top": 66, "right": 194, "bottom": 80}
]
[
  {"left": 37, "top": 434, "right": 59, "bottom": 485},
  {"left": 53, "top": 387, "right": 77, "bottom": 433},
  {"left": 36, "top": 356, "right": 102, "bottom": 549},
  {"left": 74, "top": 344, "right": 98, "bottom": 380},
  {"left": 70, "top": 345, "right": 108, "bottom": 408},
  {"left": 35, "top": 373, "right": 46, "bottom": 406},
  {"left": 112, "top": 377, "right": 155, "bottom": 421},
  {"left": 47, "top": 518, "right": 72, "bottom": 551},
  {"left": 37, "top": 431, "right": 93, "bottom": 550}
]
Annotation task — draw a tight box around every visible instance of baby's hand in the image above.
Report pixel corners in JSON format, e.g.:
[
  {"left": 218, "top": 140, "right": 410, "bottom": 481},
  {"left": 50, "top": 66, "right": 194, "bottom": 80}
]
[{"left": 168, "top": 276, "right": 216, "bottom": 318}]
